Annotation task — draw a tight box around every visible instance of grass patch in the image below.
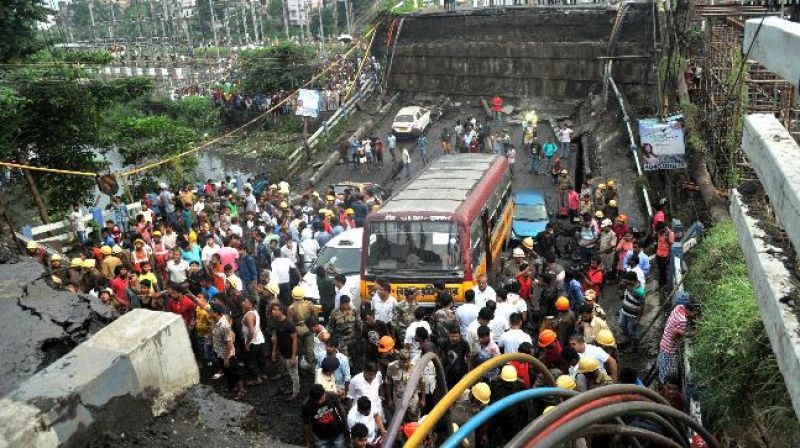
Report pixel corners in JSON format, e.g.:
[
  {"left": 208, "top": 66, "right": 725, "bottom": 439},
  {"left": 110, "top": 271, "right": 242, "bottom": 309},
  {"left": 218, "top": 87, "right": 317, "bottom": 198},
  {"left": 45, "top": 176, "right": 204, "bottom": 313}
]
[{"left": 686, "top": 221, "right": 800, "bottom": 446}]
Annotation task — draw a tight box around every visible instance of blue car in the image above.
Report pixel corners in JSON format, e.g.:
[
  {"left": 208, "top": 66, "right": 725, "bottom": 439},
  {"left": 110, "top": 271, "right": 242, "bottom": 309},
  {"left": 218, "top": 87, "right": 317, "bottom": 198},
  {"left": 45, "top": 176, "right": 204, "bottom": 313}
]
[{"left": 510, "top": 189, "right": 550, "bottom": 247}]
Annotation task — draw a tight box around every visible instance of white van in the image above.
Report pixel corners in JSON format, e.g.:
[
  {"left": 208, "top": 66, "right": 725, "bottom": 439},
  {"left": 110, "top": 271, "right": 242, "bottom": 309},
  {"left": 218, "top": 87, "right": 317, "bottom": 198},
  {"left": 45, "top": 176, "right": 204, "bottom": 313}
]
[{"left": 301, "top": 228, "right": 363, "bottom": 307}]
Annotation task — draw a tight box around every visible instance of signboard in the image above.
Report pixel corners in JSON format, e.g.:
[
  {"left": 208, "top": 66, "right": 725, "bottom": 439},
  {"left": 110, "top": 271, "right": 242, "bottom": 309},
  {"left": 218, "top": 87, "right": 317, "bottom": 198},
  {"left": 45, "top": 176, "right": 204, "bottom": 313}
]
[
  {"left": 639, "top": 116, "right": 686, "bottom": 171},
  {"left": 295, "top": 89, "right": 321, "bottom": 118}
]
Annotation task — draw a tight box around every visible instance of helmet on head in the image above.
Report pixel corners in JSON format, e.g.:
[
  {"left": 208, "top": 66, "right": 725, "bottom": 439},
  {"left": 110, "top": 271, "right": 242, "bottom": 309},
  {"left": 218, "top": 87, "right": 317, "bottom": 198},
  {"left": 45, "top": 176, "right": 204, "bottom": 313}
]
[
  {"left": 101, "top": 245, "right": 112, "bottom": 255},
  {"left": 595, "top": 210, "right": 604, "bottom": 219},
  {"left": 607, "top": 179, "right": 616, "bottom": 188},
  {"left": 291, "top": 285, "right": 305, "bottom": 300},
  {"left": 538, "top": 329, "right": 557, "bottom": 348},
  {"left": 26, "top": 241, "right": 38, "bottom": 250},
  {"left": 512, "top": 247, "right": 525, "bottom": 258},
  {"left": 555, "top": 296, "right": 570, "bottom": 312},
  {"left": 522, "top": 237, "right": 534, "bottom": 249},
  {"left": 577, "top": 357, "right": 600, "bottom": 374},
  {"left": 608, "top": 200, "right": 618, "bottom": 208},
  {"left": 471, "top": 382, "right": 491, "bottom": 404},
  {"left": 378, "top": 336, "right": 395, "bottom": 353},
  {"left": 556, "top": 375, "right": 577, "bottom": 390},
  {"left": 597, "top": 183, "right": 606, "bottom": 189},
  {"left": 500, "top": 365, "right": 518, "bottom": 382},
  {"left": 70, "top": 258, "right": 83, "bottom": 268},
  {"left": 596, "top": 329, "right": 617, "bottom": 348}
]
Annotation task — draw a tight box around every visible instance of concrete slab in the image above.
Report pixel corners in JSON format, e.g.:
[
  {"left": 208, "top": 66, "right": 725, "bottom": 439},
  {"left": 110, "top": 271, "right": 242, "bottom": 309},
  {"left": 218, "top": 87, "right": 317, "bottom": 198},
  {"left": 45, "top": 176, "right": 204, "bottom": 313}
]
[
  {"left": 0, "top": 309, "right": 199, "bottom": 447},
  {"left": 730, "top": 190, "right": 800, "bottom": 419},
  {"left": 744, "top": 17, "right": 800, "bottom": 89},
  {"left": 742, "top": 114, "right": 800, "bottom": 253}
]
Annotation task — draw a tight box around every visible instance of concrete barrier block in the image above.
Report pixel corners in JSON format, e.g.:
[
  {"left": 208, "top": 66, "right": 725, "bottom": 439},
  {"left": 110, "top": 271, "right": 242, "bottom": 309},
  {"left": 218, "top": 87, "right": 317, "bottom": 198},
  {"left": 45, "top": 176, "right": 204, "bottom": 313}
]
[
  {"left": 0, "top": 310, "right": 199, "bottom": 447},
  {"left": 730, "top": 190, "right": 800, "bottom": 419},
  {"left": 742, "top": 114, "right": 800, "bottom": 252}
]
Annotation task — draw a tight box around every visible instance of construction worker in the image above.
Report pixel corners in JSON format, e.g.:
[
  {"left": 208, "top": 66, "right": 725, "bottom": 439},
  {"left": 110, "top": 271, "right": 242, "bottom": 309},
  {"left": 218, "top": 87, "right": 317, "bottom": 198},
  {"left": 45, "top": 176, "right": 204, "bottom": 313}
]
[
  {"left": 596, "top": 328, "right": 619, "bottom": 362},
  {"left": 287, "top": 285, "right": 318, "bottom": 366},
  {"left": 488, "top": 365, "right": 527, "bottom": 445},
  {"left": 48, "top": 254, "right": 66, "bottom": 287},
  {"left": 554, "top": 296, "right": 575, "bottom": 347},
  {"left": 594, "top": 183, "right": 607, "bottom": 211},
  {"left": 26, "top": 240, "right": 46, "bottom": 265},
  {"left": 577, "top": 357, "right": 613, "bottom": 390},
  {"left": 100, "top": 245, "right": 122, "bottom": 280}
]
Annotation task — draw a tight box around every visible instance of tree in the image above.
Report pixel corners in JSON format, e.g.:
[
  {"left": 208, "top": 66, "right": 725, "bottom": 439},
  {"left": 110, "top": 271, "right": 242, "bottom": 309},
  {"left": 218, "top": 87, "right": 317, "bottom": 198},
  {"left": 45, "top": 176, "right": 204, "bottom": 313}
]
[
  {"left": 238, "top": 42, "right": 315, "bottom": 94},
  {"left": 0, "top": 0, "right": 49, "bottom": 62}
]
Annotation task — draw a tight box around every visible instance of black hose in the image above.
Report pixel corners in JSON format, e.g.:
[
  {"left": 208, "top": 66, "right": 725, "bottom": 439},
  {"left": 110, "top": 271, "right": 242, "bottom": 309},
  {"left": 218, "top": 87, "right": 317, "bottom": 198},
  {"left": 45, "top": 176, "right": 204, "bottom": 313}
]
[
  {"left": 505, "top": 384, "right": 677, "bottom": 448},
  {"left": 626, "top": 411, "right": 689, "bottom": 448},
  {"left": 382, "top": 352, "right": 448, "bottom": 448},
  {"left": 574, "top": 424, "right": 685, "bottom": 448},
  {"left": 533, "top": 401, "right": 720, "bottom": 448}
]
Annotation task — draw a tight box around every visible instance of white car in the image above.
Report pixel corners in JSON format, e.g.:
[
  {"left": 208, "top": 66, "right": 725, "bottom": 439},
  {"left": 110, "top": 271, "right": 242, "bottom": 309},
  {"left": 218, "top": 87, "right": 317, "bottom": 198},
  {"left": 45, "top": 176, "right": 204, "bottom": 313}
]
[
  {"left": 301, "top": 228, "right": 363, "bottom": 305},
  {"left": 391, "top": 106, "right": 431, "bottom": 139}
]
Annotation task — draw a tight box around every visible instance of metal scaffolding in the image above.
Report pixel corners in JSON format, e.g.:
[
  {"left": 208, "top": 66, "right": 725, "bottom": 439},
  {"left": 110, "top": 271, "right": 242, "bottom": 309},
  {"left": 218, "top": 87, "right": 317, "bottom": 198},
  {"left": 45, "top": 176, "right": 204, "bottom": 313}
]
[{"left": 690, "top": 5, "right": 799, "bottom": 184}]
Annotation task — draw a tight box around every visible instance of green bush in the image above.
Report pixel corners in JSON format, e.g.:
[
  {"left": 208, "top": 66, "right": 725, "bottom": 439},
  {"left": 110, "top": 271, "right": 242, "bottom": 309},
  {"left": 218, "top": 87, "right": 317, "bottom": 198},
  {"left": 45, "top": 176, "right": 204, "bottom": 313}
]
[
  {"left": 687, "top": 222, "right": 800, "bottom": 445},
  {"left": 170, "top": 95, "right": 220, "bottom": 132}
]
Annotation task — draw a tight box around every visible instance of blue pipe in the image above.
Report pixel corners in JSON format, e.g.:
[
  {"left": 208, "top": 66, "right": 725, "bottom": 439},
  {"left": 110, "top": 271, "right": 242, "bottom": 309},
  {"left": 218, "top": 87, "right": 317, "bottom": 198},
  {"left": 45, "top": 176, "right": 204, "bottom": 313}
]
[{"left": 440, "top": 387, "right": 579, "bottom": 448}]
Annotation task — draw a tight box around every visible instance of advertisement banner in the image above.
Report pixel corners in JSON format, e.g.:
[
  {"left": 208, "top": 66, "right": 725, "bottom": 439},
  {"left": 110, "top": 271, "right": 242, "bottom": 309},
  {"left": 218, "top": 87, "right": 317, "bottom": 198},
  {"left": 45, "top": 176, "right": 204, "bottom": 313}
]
[
  {"left": 295, "top": 89, "right": 321, "bottom": 118},
  {"left": 639, "top": 116, "right": 686, "bottom": 171}
]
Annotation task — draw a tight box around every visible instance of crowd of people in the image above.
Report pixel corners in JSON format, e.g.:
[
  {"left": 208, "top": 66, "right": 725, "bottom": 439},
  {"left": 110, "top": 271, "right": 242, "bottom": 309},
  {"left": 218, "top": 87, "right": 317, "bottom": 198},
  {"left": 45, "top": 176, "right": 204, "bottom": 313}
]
[
  {"left": 169, "top": 53, "right": 381, "bottom": 117},
  {"left": 23, "top": 96, "right": 694, "bottom": 447}
]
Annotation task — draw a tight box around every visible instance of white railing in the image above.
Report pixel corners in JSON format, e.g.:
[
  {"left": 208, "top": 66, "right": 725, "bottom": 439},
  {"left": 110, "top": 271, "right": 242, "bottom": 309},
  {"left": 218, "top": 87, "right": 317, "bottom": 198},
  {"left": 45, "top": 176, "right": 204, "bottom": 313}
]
[{"left": 286, "top": 79, "right": 375, "bottom": 173}]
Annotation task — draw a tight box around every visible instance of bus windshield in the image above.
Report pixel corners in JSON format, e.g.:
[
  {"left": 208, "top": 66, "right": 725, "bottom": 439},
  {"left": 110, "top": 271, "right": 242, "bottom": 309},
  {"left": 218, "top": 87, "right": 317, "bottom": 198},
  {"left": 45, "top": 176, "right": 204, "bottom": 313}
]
[{"left": 367, "top": 221, "right": 461, "bottom": 274}]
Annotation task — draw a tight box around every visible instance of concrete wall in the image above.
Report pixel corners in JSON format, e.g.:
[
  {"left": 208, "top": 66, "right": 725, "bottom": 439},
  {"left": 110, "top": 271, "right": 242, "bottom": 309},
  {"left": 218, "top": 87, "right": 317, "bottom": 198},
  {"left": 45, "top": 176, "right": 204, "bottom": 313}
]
[
  {"left": 0, "top": 309, "right": 199, "bottom": 448},
  {"left": 387, "top": 6, "right": 655, "bottom": 101}
]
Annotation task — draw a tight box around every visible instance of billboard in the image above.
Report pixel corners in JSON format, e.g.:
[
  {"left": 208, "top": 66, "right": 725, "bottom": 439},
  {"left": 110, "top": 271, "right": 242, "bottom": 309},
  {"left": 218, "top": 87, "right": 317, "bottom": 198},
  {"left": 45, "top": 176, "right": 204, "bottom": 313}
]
[
  {"left": 639, "top": 115, "right": 686, "bottom": 171},
  {"left": 295, "top": 89, "right": 321, "bottom": 118}
]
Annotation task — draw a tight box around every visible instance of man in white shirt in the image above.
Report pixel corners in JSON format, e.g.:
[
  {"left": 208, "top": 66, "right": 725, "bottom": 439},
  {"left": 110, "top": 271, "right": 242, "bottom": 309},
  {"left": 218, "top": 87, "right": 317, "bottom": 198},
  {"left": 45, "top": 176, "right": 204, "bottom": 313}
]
[
  {"left": 334, "top": 273, "right": 361, "bottom": 312},
  {"left": 271, "top": 250, "right": 299, "bottom": 304},
  {"left": 347, "top": 363, "right": 383, "bottom": 417},
  {"left": 497, "top": 312, "right": 532, "bottom": 354},
  {"left": 404, "top": 308, "right": 431, "bottom": 360},
  {"left": 346, "top": 396, "right": 385, "bottom": 443},
  {"left": 299, "top": 234, "right": 320, "bottom": 272},
  {"left": 569, "top": 333, "right": 618, "bottom": 381},
  {"left": 165, "top": 250, "right": 189, "bottom": 285},
  {"left": 201, "top": 236, "right": 220, "bottom": 270},
  {"left": 229, "top": 218, "right": 244, "bottom": 238},
  {"left": 193, "top": 196, "right": 206, "bottom": 217},
  {"left": 471, "top": 274, "right": 496, "bottom": 308},
  {"left": 370, "top": 280, "right": 397, "bottom": 326},
  {"left": 69, "top": 203, "right": 87, "bottom": 245},
  {"left": 494, "top": 291, "right": 518, "bottom": 324},
  {"left": 465, "top": 308, "right": 493, "bottom": 354},
  {"left": 559, "top": 125, "right": 573, "bottom": 159},
  {"left": 281, "top": 240, "right": 300, "bottom": 265},
  {"left": 455, "top": 290, "right": 480, "bottom": 337},
  {"left": 243, "top": 186, "right": 259, "bottom": 214}
]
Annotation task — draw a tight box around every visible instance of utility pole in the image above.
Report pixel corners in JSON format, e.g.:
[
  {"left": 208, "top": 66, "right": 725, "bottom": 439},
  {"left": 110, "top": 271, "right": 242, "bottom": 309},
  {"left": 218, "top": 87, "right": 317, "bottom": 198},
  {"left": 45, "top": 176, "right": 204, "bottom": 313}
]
[
  {"left": 343, "top": 0, "right": 352, "bottom": 35},
  {"left": 282, "top": 0, "right": 290, "bottom": 40},
  {"left": 318, "top": 1, "right": 326, "bottom": 58},
  {"left": 88, "top": 1, "right": 99, "bottom": 43},
  {"left": 332, "top": 0, "right": 338, "bottom": 37}
]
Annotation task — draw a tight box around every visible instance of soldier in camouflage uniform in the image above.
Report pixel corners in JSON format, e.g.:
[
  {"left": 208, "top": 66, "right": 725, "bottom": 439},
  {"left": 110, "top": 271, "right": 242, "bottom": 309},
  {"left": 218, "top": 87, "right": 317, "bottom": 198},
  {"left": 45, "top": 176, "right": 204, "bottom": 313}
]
[
  {"left": 393, "top": 288, "right": 420, "bottom": 343},
  {"left": 328, "top": 295, "right": 362, "bottom": 357}
]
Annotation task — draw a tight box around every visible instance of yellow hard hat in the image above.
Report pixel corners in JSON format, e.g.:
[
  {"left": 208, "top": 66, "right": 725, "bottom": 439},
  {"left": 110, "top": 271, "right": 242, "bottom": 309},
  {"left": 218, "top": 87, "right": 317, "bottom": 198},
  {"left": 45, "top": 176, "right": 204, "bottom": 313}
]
[
  {"left": 291, "top": 285, "right": 305, "bottom": 299},
  {"left": 561, "top": 169, "right": 568, "bottom": 175},
  {"left": 577, "top": 357, "right": 600, "bottom": 374},
  {"left": 326, "top": 194, "right": 335, "bottom": 202},
  {"left": 278, "top": 181, "right": 290, "bottom": 191},
  {"left": 595, "top": 210, "right": 604, "bottom": 219},
  {"left": 312, "top": 191, "right": 320, "bottom": 198},
  {"left": 266, "top": 282, "right": 280, "bottom": 296},
  {"left": 609, "top": 200, "right": 618, "bottom": 208},
  {"left": 522, "top": 237, "right": 534, "bottom": 249},
  {"left": 82, "top": 258, "right": 96, "bottom": 269},
  {"left": 471, "top": 382, "right": 491, "bottom": 405},
  {"left": 584, "top": 289, "right": 597, "bottom": 301},
  {"left": 70, "top": 258, "right": 83, "bottom": 268},
  {"left": 543, "top": 405, "right": 556, "bottom": 415},
  {"left": 51, "top": 254, "right": 63, "bottom": 262},
  {"left": 500, "top": 364, "right": 518, "bottom": 382},
  {"left": 597, "top": 183, "right": 606, "bottom": 189},
  {"left": 279, "top": 187, "right": 290, "bottom": 195},
  {"left": 324, "top": 210, "right": 335, "bottom": 217},
  {"left": 112, "top": 245, "right": 122, "bottom": 254},
  {"left": 596, "top": 329, "right": 617, "bottom": 348},
  {"left": 346, "top": 208, "right": 355, "bottom": 215},
  {"left": 556, "top": 375, "right": 577, "bottom": 390},
  {"left": 152, "top": 230, "right": 162, "bottom": 238},
  {"left": 101, "top": 245, "right": 112, "bottom": 255},
  {"left": 269, "top": 184, "right": 278, "bottom": 190},
  {"left": 27, "top": 241, "right": 38, "bottom": 250},
  {"left": 556, "top": 296, "right": 570, "bottom": 312},
  {"left": 607, "top": 179, "right": 616, "bottom": 188},
  {"left": 279, "top": 201, "right": 288, "bottom": 209}
]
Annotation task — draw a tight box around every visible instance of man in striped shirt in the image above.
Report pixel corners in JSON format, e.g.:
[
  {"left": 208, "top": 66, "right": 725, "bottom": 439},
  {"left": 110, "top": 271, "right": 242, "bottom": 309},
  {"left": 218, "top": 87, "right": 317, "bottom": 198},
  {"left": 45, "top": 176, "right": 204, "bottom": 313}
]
[
  {"left": 618, "top": 271, "right": 646, "bottom": 349},
  {"left": 657, "top": 296, "right": 699, "bottom": 383}
]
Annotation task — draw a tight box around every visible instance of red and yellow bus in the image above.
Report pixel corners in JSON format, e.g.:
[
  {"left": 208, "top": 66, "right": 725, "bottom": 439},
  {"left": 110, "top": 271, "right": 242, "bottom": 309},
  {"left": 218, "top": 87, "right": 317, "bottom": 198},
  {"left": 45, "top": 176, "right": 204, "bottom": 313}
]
[{"left": 360, "top": 153, "right": 514, "bottom": 306}]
